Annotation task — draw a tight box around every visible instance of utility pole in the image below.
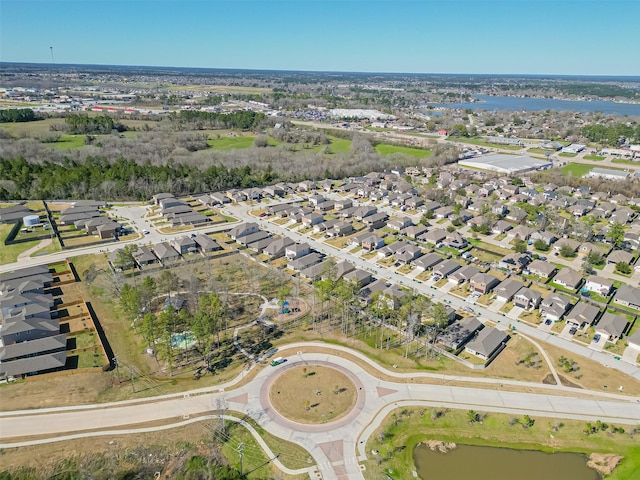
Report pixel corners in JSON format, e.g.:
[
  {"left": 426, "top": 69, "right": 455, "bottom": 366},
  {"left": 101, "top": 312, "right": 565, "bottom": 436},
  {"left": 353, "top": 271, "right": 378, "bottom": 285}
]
[
  {"left": 236, "top": 443, "right": 244, "bottom": 476},
  {"left": 129, "top": 366, "right": 136, "bottom": 393},
  {"left": 113, "top": 356, "right": 121, "bottom": 383}
]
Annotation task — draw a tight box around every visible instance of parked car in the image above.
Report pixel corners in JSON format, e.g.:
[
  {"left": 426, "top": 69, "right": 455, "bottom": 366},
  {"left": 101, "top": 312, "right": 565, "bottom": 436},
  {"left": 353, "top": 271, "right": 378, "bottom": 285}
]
[
  {"left": 569, "top": 327, "right": 577, "bottom": 335},
  {"left": 270, "top": 357, "right": 287, "bottom": 367},
  {"left": 143, "top": 230, "right": 150, "bottom": 235},
  {"left": 593, "top": 334, "right": 601, "bottom": 343},
  {"left": 544, "top": 319, "right": 552, "bottom": 326}
]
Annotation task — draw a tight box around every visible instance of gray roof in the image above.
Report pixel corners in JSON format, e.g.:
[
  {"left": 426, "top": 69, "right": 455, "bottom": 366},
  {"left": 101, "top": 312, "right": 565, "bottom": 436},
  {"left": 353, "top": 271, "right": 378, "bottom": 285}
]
[
  {"left": 596, "top": 312, "right": 628, "bottom": 338},
  {"left": 193, "top": 234, "right": 220, "bottom": 251},
  {"left": 439, "top": 317, "right": 483, "bottom": 349},
  {"left": 433, "top": 260, "right": 461, "bottom": 277},
  {"left": 494, "top": 278, "right": 524, "bottom": 300},
  {"left": 566, "top": 301, "right": 600, "bottom": 326},
  {"left": 413, "top": 253, "right": 444, "bottom": 269},
  {"left": 153, "top": 242, "right": 180, "bottom": 260},
  {"left": 466, "top": 327, "right": 509, "bottom": 357},
  {"left": 615, "top": 285, "right": 640, "bottom": 305},
  {"left": 0, "top": 349, "right": 67, "bottom": 378},
  {"left": 0, "top": 265, "right": 50, "bottom": 282},
  {"left": 0, "top": 333, "right": 67, "bottom": 361}
]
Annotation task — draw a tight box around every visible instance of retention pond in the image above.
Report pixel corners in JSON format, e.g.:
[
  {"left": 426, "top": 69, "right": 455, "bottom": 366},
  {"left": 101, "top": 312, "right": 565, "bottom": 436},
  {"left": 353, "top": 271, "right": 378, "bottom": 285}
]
[{"left": 414, "top": 443, "right": 600, "bottom": 480}]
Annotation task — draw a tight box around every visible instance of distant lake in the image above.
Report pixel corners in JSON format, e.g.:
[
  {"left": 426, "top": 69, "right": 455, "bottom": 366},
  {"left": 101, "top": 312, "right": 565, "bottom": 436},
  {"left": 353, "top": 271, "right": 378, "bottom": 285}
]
[
  {"left": 425, "top": 94, "right": 640, "bottom": 116},
  {"left": 414, "top": 444, "right": 600, "bottom": 480}
]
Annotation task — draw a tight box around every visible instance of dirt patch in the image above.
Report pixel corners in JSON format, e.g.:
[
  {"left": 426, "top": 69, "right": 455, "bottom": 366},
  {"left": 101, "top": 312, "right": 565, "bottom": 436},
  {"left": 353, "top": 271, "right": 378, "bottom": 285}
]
[
  {"left": 269, "top": 365, "right": 356, "bottom": 424},
  {"left": 418, "top": 440, "right": 457, "bottom": 453},
  {"left": 587, "top": 453, "right": 624, "bottom": 475},
  {"left": 542, "top": 374, "right": 557, "bottom": 385},
  {"left": 558, "top": 374, "right": 583, "bottom": 389}
]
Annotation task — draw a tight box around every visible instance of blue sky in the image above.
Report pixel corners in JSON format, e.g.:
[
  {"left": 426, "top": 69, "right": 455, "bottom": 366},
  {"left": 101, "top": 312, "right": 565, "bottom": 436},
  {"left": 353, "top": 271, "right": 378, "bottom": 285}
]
[{"left": 1, "top": 0, "right": 638, "bottom": 75}]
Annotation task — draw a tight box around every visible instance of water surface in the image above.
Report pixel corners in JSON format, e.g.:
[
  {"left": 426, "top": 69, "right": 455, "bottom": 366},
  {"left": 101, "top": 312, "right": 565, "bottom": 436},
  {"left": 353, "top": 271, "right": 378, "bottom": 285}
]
[{"left": 414, "top": 443, "right": 600, "bottom": 480}]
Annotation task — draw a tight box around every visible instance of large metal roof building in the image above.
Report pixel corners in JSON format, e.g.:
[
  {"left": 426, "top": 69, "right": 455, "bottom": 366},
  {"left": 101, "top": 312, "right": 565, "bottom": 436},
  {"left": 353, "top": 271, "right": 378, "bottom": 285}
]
[{"left": 458, "top": 154, "right": 553, "bottom": 174}]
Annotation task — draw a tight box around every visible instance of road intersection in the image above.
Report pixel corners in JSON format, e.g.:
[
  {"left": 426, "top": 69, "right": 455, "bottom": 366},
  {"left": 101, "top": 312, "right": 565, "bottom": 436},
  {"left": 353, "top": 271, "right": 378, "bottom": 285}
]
[{"left": 2, "top": 344, "right": 640, "bottom": 480}]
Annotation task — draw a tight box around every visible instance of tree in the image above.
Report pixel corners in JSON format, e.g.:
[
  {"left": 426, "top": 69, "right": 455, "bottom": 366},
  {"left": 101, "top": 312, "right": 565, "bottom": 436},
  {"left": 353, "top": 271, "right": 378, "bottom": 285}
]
[
  {"left": 615, "top": 262, "right": 632, "bottom": 275},
  {"left": 158, "top": 269, "right": 179, "bottom": 298},
  {"left": 467, "top": 410, "right": 479, "bottom": 423},
  {"left": 586, "top": 251, "right": 605, "bottom": 266},
  {"left": 114, "top": 244, "right": 137, "bottom": 271},
  {"left": 533, "top": 239, "right": 550, "bottom": 252},
  {"left": 608, "top": 222, "right": 625, "bottom": 247},
  {"left": 513, "top": 240, "right": 527, "bottom": 253},
  {"left": 420, "top": 210, "right": 434, "bottom": 224},
  {"left": 139, "top": 275, "right": 157, "bottom": 313},
  {"left": 451, "top": 123, "right": 468, "bottom": 137},
  {"left": 119, "top": 283, "right": 141, "bottom": 321},
  {"left": 559, "top": 244, "right": 577, "bottom": 258},
  {"left": 254, "top": 135, "right": 269, "bottom": 148},
  {"left": 140, "top": 313, "right": 159, "bottom": 349}
]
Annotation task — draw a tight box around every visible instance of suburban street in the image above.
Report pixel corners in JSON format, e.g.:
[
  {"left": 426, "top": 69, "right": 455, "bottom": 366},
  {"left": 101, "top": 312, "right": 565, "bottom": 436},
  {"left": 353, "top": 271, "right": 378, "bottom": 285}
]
[
  {"left": 2, "top": 195, "right": 640, "bottom": 479},
  {"left": 2, "top": 346, "right": 640, "bottom": 480}
]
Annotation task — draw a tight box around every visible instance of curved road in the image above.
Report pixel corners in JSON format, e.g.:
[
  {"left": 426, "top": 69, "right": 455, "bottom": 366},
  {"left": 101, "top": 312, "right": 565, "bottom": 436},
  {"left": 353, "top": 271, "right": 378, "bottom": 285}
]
[{"left": 2, "top": 343, "right": 640, "bottom": 480}]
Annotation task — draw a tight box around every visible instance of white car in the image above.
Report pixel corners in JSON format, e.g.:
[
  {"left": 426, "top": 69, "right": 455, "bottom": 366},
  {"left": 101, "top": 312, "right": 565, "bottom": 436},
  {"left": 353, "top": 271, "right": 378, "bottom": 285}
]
[{"left": 143, "top": 230, "right": 150, "bottom": 235}]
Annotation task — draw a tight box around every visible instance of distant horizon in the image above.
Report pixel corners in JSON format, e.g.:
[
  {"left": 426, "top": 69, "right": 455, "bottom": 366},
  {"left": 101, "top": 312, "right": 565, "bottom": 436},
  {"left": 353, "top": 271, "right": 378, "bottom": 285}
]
[
  {"left": 3, "top": 61, "right": 640, "bottom": 81},
  {"left": 1, "top": 1, "right": 639, "bottom": 76}
]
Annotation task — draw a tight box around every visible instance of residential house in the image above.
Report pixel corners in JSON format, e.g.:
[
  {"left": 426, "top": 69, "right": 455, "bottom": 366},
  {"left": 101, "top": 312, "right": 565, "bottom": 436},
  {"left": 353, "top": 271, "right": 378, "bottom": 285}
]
[
  {"left": 448, "top": 265, "right": 481, "bottom": 284},
  {"left": 388, "top": 217, "right": 413, "bottom": 232},
  {"left": 133, "top": 246, "right": 157, "bottom": 267},
  {"left": 432, "top": 260, "right": 461, "bottom": 279},
  {"left": 395, "top": 245, "right": 423, "bottom": 264},
  {"left": 513, "top": 287, "right": 542, "bottom": 311},
  {"left": 526, "top": 260, "right": 557, "bottom": 279},
  {"left": 413, "top": 253, "right": 443, "bottom": 271},
  {"left": 332, "top": 222, "right": 354, "bottom": 237},
  {"left": 494, "top": 278, "right": 525, "bottom": 303},
  {"left": 553, "top": 268, "right": 583, "bottom": 290},
  {"left": 344, "top": 269, "right": 373, "bottom": 288},
  {"left": 334, "top": 260, "right": 355, "bottom": 281},
  {"left": 378, "top": 241, "right": 409, "bottom": 258},
  {"left": 607, "top": 250, "right": 634, "bottom": 265},
  {"left": 354, "top": 206, "right": 377, "bottom": 220},
  {"left": 334, "top": 199, "right": 353, "bottom": 211},
  {"left": 152, "top": 242, "right": 180, "bottom": 263},
  {"left": 566, "top": 302, "right": 600, "bottom": 328},
  {"left": 289, "top": 252, "right": 323, "bottom": 272},
  {"left": 613, "top": 285, "right": 640, "bottom": 309},
  {"left": 465, "top": 327, "right": 509, "bottom": 360},
  {"left": 554, "top": 238, "right": 580, "bottom": 253},
  {"left": 578, "top": 242, "right": 604, "bottom": 257},
  {"left": 171, "top": 236, "right": 197, "bottom": 255},
  {"left": 263, "top": 237, "right": 295, "bottom": 259},
  {"left": 531, "top": 230, "right": 557, "bottom": 245},
  {"left": 381, "top": 285, "right": 408, "bottom": 309},
  {"left": 434, "top": 206, "right": 455, "bottom": 219},
  {"left": 438, "top": 317, "right": 483, "bottom": 350},
  {"left": 302, "top": 212, "right": 324, "bottom": 226},
  {"left": 361, "top": 235, "right": 385, "bottom": 251},
  {"left": 540, "top": 293, "right": 572, "bottom": 322},
  {"left": 401, "top": 225, "right": 428, "bottom": 240},
  {"left": 362, "top": 211, "right": 389, "bottom": 229},
  {"left": 583, "top": 275, "right": 614, "bottom": 296},
  {"left": 193, "top": 234, "right": 221, "bottom": 253},
  {"left": 285, "top": 243, "right": 311, "bottom": 260},
  {"left": 469, "top": 272, "right": 500, "bottom": 294},
  {"left": 627, "top": 330, "right": 640, "bottom": 350},
  {"left": 443, "top": 231, "right": 467, "bottom": 249},
  {"left": 492, "top": 220, "right": 513, "bottom": 234},
  {"left": 237, "top": 230, "right": 270, "bottom": 246},
  {"left": 419, "top": 229, "right": 447, "bottom": 245},
  {"left": 498, "top": 253, "right": 531, "bottom": 273},
  {"left": 229, "top": 223, "right": 259, "bottom": 241},
  {"left": 595, "top": 313, "right": 628, "bottom": 342}
]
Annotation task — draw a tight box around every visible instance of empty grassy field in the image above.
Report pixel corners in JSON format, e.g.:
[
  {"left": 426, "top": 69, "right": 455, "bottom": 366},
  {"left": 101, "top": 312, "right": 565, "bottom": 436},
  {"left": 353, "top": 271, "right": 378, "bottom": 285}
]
[
  {"left": 375, "top": 143, "right": 432, "bottom": 158},
  {"left": 446, "top": 136, "right": 523, "bottom": 150},
  {"left": 559, "top": 162, "right": 593, "bottom": 177},
  {"left": 207, "top": 135, "right": 256, "bottom": 150}
]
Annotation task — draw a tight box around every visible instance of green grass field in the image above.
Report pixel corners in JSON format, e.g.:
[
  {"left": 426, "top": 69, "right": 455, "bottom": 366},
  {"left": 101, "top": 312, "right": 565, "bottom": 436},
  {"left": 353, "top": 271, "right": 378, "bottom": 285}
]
[
  {"left": 560, "top": 163, "right": 593, "bottom": 177},
  {"left": 327, "top": 136, "right": 351, "bottom": 153},
  {"left": 52, "top": 134, "right": 86, "bottom": 149},
  {"left": 559, "top": 152, "right": 578, "bottom": 158},
  {"left": 207, "top": 135, "right": 256, "bottom": 150},
  {"left": 375, "top": 143, "right": 432, "bottom": 158},
  {"left": 584, "top": 154, "right": 606, "bottom": 161},
  {"left": 0, "top": 223, "right": 42, "bottom": 265},
  {"left": 446, "top": 136, "right": 523, "bottom": 150}
]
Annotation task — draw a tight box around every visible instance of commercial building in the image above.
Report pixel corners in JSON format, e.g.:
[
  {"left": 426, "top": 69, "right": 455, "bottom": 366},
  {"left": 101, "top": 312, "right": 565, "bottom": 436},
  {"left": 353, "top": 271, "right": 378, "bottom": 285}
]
[{"left": 458, "top": 154, "right": 552, "bottom": 174}]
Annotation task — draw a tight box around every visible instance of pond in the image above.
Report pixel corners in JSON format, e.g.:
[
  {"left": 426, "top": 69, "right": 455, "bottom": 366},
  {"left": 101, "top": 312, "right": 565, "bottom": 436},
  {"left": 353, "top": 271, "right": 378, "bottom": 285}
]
[{"left": 414, "top": 443, "right": 600, "bottom": 480}]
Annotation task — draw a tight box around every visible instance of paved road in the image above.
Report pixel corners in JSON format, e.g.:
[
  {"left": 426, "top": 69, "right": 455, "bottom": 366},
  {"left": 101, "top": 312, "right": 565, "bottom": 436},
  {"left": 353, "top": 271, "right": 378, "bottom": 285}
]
[
  {"left": 224, "top": 202, "right": 640, "bottom": 382},
  {"left": 3, "top": 346, "right": 640, "bottom": 480}
]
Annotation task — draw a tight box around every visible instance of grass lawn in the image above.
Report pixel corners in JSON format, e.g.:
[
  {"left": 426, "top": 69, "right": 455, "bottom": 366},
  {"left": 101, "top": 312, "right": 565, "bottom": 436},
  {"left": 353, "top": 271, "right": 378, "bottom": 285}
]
[
  {"left": 327, "top": 136, "right": 351, "bottom": 153},
  {"left": 559, "top": 152, "right": 578, "bottom": 158},
  {"left": 446, "top": 136, "right": 522, "bottom": 150},
  {"left": 207, "top": 135, "right": 255, "bottom": 150},
  {"left": 52, "top": 134, "right": 86, "bottom": 149},
  {"left": 0, "top": 224, "right": 41, "bottom": 264},
  {"left": 527, "top": 147, "right": 553, "bottom": 154},
  {"left": 611, "top": 158, "right": 639, "bottom": 166},
  {"left": 364, "top": 407, "right": 640, "bottom": 480},
  {"left": 584, "top": 154, "right": 606, "bottom": 161},
  {"left": 269, "top": 365, "right": 357, "bottom": 424},
  {"left": 374, "top": 143, "right": 432, "bottom": 158},
  {"left": 560, "top": 163, "right": 593, "bottom": 177}
]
